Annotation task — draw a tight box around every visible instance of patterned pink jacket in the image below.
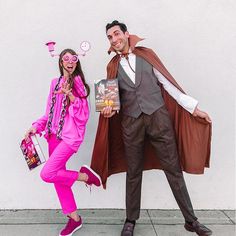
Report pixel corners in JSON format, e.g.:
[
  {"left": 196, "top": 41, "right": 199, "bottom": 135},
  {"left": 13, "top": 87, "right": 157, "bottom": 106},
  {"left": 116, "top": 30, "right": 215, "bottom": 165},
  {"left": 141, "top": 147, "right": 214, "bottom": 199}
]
[{"left": 32, "top": 75, "right": 89, "bottom": 151}]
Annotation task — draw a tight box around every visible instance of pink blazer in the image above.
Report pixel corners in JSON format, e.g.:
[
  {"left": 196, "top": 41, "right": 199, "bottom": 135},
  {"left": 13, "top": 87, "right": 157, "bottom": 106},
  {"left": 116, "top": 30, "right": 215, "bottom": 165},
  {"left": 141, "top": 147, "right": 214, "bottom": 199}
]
[{"left": 32, "top": 76, "right": 89, "bottom": 151}]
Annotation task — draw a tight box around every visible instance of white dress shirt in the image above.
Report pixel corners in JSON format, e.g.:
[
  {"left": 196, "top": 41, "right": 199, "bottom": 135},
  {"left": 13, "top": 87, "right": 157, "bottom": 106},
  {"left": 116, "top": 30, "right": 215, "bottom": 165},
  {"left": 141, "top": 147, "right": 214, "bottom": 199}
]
[{"left": 119, "top": 53, "right": 198, "bottom": 114}]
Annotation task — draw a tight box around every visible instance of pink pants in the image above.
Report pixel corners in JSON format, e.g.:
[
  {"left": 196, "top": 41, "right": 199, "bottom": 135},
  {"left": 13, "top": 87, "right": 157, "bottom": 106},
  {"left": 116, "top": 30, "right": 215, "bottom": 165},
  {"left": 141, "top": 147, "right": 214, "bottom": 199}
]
[{"left": 40, "top": 135, "right": 80, "bottom": 214}]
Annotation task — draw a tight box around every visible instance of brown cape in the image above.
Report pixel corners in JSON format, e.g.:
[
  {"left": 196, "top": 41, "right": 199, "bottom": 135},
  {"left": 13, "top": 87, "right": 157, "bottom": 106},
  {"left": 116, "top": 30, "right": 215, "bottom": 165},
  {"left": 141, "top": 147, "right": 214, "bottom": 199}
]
[{"left": 91, "top": 35, "right": 212, "bottom": 188}]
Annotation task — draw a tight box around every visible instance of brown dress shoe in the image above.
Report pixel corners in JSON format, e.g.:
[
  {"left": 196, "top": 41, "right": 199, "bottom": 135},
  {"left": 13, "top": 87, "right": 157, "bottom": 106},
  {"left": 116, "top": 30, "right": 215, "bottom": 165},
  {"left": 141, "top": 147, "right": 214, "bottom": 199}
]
[
  {"left": 121, "top": 222, "right": 135, "bottom": 236},
  {"left": 184, "top": 220, "right": 212, "bottom": 236}
]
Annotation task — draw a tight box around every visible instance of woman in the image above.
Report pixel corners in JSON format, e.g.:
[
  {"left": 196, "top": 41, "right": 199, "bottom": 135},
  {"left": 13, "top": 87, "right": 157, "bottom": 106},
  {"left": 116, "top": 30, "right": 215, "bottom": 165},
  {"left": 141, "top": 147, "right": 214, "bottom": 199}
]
[{"left": 25, "top": 49, "right": 101, "bottom": 236}]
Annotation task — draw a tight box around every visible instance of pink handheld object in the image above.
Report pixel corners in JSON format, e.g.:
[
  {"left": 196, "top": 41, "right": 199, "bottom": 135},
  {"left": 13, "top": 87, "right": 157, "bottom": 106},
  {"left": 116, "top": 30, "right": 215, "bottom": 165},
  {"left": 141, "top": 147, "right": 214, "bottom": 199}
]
[
  {"left": 45, "top": 40, "right": 91, "bottom": 58},
  {"left": 46, "top": 41, "right": 56, "bottom": 52}
]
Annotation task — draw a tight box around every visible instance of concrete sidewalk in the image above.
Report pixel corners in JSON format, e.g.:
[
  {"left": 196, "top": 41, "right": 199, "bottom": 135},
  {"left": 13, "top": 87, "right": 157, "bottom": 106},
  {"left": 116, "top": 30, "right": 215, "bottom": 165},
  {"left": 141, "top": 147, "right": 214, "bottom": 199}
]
[{"left": 0, "top": 209, "right": 235, "bottom": 236}]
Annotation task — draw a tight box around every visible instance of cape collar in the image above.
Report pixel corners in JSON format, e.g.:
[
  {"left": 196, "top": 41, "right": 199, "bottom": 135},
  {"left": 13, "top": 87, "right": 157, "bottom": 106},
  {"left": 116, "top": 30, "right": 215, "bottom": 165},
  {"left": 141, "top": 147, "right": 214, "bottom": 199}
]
[{"left": 108, "top": 34, "right": 144, "bottom": 55}]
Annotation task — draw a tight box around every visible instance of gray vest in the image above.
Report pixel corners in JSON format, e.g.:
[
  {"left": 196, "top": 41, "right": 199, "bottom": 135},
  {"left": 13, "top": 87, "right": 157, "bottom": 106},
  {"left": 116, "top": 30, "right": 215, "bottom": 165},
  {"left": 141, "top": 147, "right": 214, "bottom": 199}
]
[{"left": 117, "top": 56, "right": 164, "bottom": 118}]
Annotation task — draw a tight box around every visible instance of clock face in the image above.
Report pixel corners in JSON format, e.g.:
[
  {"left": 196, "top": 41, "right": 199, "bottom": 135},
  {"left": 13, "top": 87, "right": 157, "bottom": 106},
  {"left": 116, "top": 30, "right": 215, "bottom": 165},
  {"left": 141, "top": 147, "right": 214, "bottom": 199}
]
[{"left": 80, "top": 41, "right": 91, "bottom": 52}]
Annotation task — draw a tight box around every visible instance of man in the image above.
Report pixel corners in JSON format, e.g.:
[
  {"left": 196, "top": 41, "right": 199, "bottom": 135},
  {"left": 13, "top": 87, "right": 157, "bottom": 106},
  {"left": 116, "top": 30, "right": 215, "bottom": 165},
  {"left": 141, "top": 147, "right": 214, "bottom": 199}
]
[{"left": 91, "top": 20, "right": 212, "bottom": 236}]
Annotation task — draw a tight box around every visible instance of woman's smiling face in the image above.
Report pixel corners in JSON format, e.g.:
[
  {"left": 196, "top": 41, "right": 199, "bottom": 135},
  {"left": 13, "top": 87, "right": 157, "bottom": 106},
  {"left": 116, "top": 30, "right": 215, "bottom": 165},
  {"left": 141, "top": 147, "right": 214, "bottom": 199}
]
[{"left": 61, "top": 52, "right": 78, "bottom": 75}]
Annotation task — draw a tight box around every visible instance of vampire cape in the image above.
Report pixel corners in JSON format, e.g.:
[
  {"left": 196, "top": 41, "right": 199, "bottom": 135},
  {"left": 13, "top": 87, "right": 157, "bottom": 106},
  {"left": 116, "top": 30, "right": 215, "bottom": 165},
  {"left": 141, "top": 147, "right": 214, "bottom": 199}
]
[{"left": 91, "top": 35, "right": 212, "bottom": 188}]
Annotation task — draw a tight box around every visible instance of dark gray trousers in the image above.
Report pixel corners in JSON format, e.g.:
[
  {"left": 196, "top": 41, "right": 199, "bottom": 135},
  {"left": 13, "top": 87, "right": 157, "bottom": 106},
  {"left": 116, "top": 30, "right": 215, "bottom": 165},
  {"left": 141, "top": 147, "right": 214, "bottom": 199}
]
[{"left": 121, "top": 106, "right": 197, "bottom": 222}]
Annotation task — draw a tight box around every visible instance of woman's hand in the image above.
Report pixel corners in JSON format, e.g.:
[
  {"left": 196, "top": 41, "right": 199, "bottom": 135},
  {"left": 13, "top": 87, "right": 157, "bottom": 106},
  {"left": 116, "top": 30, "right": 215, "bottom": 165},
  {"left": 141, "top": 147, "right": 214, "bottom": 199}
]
[
  {"left": 55, "top": 82, "right": 75, "bottom": 102},
  {"left": 55, "top": 82, "right": 72, "bottom": 95},
  {"left": 25, "top": 126, "right": 36, "bottom": 140},
  {"left": 101, "top": 106, "right": 116, "bottom": 118}
]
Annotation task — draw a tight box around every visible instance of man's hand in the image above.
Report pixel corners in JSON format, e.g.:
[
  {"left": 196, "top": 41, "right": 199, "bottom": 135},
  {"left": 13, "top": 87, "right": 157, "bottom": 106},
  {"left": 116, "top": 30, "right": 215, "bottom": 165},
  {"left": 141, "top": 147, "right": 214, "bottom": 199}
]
[
  {"left": 101, "top": 106, "right": 116, "bottom": 118},
  {"left": 193, "top": 107, "right": 212, "bottom": 123}
]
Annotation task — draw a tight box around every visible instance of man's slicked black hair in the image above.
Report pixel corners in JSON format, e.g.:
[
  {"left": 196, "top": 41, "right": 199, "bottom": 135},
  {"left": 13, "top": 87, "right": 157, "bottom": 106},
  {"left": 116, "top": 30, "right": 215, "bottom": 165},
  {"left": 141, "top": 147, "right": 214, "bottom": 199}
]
[{"left": 106, "top": 20, "right": 127, "bottom": 33}]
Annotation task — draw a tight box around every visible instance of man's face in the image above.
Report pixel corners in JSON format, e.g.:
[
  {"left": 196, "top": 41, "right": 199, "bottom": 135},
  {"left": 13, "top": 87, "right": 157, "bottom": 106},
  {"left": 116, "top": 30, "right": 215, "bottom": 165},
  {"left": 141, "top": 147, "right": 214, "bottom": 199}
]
[{"left": 106, "top": 25, "right": 129, "bottom": 53}]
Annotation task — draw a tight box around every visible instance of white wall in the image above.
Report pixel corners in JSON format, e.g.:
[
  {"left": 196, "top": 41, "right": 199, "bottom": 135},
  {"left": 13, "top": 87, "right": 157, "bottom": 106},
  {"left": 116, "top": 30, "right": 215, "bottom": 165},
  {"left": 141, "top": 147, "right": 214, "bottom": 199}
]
[{"left": 0, "top": 0, "right": 235, "bottom": 210}]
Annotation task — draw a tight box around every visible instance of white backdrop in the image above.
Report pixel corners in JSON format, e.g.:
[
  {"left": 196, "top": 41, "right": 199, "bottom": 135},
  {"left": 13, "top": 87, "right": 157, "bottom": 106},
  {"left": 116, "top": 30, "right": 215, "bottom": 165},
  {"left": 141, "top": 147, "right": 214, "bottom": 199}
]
[{"left": 0, "top": 0, "right": 235, "bottom": 210}]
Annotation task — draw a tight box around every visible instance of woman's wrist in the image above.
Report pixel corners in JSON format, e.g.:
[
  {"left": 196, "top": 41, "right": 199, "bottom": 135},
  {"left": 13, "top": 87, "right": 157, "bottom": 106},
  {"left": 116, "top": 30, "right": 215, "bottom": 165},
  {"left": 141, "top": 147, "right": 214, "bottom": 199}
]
[
  {"left": 66, "top": 91, "right": 72, "bottom": 96},
  {"left": 67, "top": 91, "right": 75, "bottom": 102}
]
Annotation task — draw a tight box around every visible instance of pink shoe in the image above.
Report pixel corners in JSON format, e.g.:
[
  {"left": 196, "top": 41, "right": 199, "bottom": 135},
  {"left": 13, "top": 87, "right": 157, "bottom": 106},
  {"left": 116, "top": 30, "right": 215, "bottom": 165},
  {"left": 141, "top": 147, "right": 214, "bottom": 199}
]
[
  {"left": 79, "top": 165, "right": 102, "bottom": 187},
  {"left": 59, "top": 216, "right": 82, "bottom": 236}
]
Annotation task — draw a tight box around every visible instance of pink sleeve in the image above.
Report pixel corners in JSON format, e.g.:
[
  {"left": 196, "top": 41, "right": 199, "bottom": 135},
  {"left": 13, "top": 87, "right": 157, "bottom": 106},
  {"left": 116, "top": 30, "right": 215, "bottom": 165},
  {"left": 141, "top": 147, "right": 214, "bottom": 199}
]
[
  {"left": 68, "top": 76, "right": 89, "bottom": 126},
  {"left": 32, "top": 80, "right": 54, "bottom": 135}
]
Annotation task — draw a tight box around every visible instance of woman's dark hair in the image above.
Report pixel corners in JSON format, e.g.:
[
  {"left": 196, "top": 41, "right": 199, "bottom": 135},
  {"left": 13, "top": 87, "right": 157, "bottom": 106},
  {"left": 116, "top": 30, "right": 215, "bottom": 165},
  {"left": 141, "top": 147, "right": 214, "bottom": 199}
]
[
  {"left": 106, "top": 20, "right": 127, "bottom": 33},
  {"left": 59, "top": 48, "right": 90, "bottom": 98}
]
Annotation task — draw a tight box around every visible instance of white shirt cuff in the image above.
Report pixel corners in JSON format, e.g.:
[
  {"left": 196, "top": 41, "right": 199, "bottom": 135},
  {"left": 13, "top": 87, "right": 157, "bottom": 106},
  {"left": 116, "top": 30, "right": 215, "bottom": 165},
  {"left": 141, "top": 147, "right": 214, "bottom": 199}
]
[{"left": 153, "top": 68, "right": 198, "bottom": 114}]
